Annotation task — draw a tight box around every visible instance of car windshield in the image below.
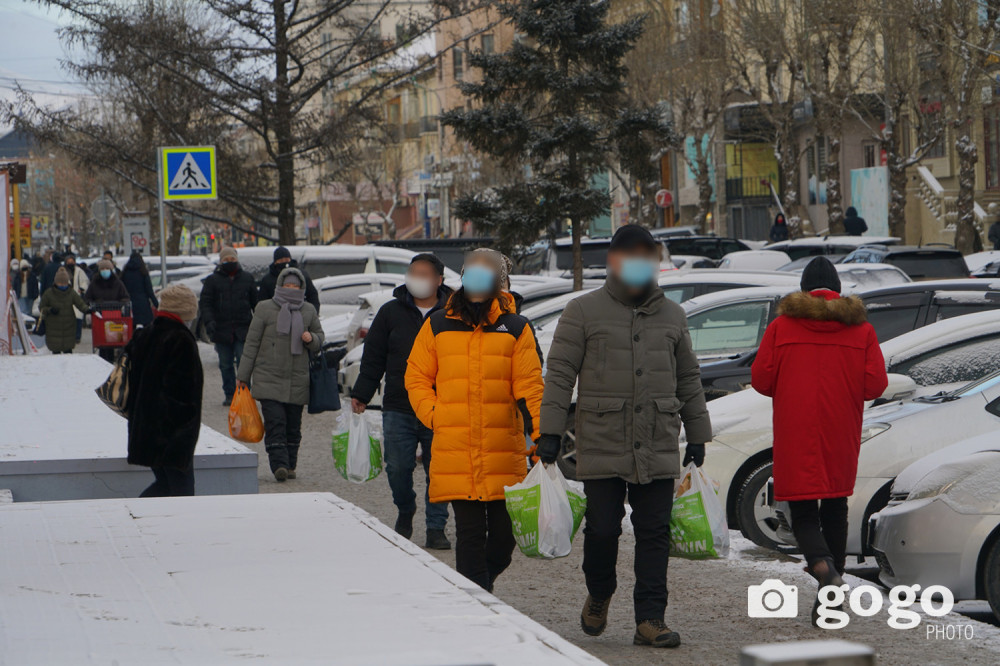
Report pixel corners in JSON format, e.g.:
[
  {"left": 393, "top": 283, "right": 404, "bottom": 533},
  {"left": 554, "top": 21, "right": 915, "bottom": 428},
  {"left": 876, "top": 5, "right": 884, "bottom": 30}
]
[
  {"left": 951, "top": 369, "right": 1000, "bottom": 398},
  {"left": 888, "top": 252, "right": 968, "bottom": 279},
  {"left": 555, "top": 242, "right": 610, "bottom": 270}
]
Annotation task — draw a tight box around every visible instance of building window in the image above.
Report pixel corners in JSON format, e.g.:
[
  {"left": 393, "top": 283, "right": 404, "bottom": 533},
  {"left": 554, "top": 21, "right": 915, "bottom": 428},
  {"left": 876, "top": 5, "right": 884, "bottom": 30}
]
[
  {"left": 482, "top": 33, "right": 495, "bottom": 55},
  {"left": 986, "top": 107, "right": 1000, "bottom": 190},
  {"left": 863, "top": 143, "right": 877, "bottom": 168},
  {"left": 453, "top": 48, "right": 464, "bottom": 80}
]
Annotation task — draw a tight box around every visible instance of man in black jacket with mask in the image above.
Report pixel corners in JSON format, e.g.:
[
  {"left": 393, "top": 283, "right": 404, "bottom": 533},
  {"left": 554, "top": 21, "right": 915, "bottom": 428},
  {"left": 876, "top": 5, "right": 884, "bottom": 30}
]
[
  {"left": 199, "top": 246, "right": 258, "bottom": 405},
  {"left": 351, "top": 253, "right": 452, "bottom": 550},
  {"left": 257, "top": 246, "right": 320, "bottom": 312}
]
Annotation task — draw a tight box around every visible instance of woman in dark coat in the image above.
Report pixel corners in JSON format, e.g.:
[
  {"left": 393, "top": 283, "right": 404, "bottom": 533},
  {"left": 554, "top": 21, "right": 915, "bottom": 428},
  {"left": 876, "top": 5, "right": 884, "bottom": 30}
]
[
  {"left": 768, "top": 213, "right": 790, "bottom": 243},
  {"left": 126, "top": 284, "right": 204, "bottom": 497},
  {"left": 121, "top": 252, "right": 159, "bottom": 327},
  {"left": 39, "top": 267, "right": 89, "bottom": 354},
  {"left": 85, "top": 259, "right": 131, "bottom": 362}
]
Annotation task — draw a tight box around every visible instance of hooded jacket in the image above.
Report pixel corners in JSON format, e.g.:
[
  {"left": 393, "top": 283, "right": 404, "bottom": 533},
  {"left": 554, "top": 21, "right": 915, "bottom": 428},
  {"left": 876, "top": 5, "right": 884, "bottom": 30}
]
[
  {"left": 39, "top": 286, "right": 89, "bottom": 353},
  {"left": 843, "top": 208, "right": 868, "bottom": 236},
  {"left": 121, "top": 254, "right": 159, "bottom": 327},
  {"left": 257, "top": 259, "right": 320, "bottom": 313},
  {"left": 405, "top": 293, "right": 544, "bottom": 503},
  {"left": 199, "top": 264, "right": 258, "bottom": 344},
  {"left": 540, "top": 276, "right": 712, "bottom": 484},
  {"left": 351, "top": 283, "right": 452, "bottom": 413},
  {"left": 751, "top": 291, "right": 888, "bottom": 501},
  {"left": 769, "top": 216, "right": 790, "bottom": 243},
  {"left": 84, "top": 273, "right": 130, "bottom": 305}
]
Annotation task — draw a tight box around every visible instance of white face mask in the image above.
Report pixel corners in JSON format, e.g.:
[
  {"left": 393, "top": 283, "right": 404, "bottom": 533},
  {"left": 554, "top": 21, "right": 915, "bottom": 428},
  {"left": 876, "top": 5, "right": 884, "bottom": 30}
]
[{"left": 405, "top": 274, "right": 436, "bottom": 300}]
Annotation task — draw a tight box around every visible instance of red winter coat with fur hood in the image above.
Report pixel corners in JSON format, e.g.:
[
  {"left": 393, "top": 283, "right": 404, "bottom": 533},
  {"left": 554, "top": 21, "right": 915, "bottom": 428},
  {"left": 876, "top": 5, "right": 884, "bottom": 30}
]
[{"left": 751, "top": 290, "right": 888, "bottom": 501}]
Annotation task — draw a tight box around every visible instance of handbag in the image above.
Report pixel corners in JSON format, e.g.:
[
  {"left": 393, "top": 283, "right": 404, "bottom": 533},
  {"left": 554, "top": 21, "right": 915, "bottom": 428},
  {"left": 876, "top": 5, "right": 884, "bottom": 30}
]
[
  {"left": 95, "top": 350, "right": 133, "bottom": 418},
  {"left": 308, "top": 344, "right": 342, "bottom": 414}
]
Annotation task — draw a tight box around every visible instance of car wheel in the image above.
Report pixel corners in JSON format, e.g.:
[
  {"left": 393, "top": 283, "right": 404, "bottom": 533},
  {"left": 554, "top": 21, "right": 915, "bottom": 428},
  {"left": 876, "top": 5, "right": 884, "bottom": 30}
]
[
  {"left": 983, "top": 537, "right": 1000, "bottom": 622},
  {"left": 556, "top": 407, "right": 577, "bottom": 481},
  {"left": 736, "top": 461, "right": 795, "bottom": 552}
]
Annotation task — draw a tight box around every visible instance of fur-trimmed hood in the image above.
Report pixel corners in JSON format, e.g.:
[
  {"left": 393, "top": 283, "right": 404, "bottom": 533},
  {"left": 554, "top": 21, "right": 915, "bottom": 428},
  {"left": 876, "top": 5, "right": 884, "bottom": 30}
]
[{"left": 777, "top": 291, "right": 867, "bottom": 326}]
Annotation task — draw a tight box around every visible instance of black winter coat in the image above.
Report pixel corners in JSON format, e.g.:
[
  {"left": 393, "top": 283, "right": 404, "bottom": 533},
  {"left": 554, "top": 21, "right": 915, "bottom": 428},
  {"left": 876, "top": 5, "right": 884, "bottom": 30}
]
[
  {"left": 40, "top": 259, "right": 61, "bottom": 294},
  {"left": 121, "top": 256, "right": 159, "bottom": 327},
  {"left": 352, "top": 284, "right": 451, "bottom": 413},
  {"left": 199, "top": 266, "right": 258, "bottom": 344},
  {"left": 257, "top": 260, "right": 320, "bottom": 313},
  {"left": 844, "top": 214, "right": 868, "bottom": 236},
  {"left": 126, "top": 315, "right": 204, "bottom": 469},
  {"left": 85, "top": 275, "right": 130, "bottom": 305},
  {"left": 769, "top": 223, "right": 789, "bottom": 243},
  {"left": 13, "top": 269, "right": 38, "bottom": 300}
]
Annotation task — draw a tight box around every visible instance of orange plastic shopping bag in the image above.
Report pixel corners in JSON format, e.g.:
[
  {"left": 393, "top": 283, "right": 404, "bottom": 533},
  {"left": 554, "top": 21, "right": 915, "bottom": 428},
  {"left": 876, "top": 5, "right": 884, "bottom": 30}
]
[{"left": 228, "top": 384, "right": 265, "bottom": 443}]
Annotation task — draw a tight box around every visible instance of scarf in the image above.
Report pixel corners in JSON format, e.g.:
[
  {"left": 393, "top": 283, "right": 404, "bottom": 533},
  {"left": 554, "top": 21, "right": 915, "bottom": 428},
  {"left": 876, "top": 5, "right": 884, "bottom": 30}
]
[{"left": 273, "top": 286, "right": 306, "bottom": 355}]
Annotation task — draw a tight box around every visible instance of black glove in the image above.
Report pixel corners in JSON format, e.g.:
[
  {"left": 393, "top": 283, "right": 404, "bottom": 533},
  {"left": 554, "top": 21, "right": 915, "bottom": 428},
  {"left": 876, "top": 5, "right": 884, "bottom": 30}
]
[
  {"left": 49, "top": 307, "right": 59, "bottom": 315},
  {"left": 536, "top": 434, "right": 562, "bottom": 465},
  {"left": 683, "top": 443, "right": 705, "bottom": 467}
]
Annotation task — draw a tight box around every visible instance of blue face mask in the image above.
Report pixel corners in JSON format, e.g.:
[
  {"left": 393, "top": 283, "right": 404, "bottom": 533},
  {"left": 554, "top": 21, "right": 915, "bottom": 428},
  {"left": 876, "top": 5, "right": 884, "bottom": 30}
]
[
  {"left": 56, "top": 284, "right": 69, "bottom": 291},
  {"left": 619, "top": 257, "right": 658, "bottom": 288},
  {"left": 100, "top": 270, "right": 112, "bottom": 279},
  {"left": 461, "top": 265, "right": 495, "bottom": 295}
]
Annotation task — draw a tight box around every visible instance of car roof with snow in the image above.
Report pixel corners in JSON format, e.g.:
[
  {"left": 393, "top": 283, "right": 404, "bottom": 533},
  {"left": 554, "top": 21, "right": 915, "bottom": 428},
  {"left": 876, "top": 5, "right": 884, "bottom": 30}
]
[
  {"left": 860, "top": 278, "right": 1000, "bottom": 298},
  {"left": 879, "top": 308, "right": 1000, "bottom": 368},
  {"left": 681, "top": 285, "right": 799, "bottom": 313},
  {"left": 767, "top": 236, "right": 901, "bottom": 249},
  {"left": 659, "top": 269, "right": 802, "bottom": 286}
]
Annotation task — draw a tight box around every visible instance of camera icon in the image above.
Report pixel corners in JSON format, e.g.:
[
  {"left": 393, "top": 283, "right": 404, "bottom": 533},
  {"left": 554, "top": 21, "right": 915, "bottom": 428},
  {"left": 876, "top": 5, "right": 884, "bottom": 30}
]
[{"left": 747, "top": 579, "right": 799, "bottom": 618}]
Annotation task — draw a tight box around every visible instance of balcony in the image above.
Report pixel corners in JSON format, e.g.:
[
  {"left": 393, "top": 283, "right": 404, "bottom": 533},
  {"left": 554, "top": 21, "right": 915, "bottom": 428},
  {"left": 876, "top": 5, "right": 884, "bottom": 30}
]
[{"left": 726, "top": 176, "right": 774, "bottom": 202}]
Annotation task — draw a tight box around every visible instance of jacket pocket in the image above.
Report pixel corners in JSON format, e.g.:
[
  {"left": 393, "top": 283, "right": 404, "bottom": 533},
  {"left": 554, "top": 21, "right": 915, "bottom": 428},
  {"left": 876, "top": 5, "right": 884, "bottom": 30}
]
[
  {"left": 652, "top": 397, "right": 682, "bottom": 452},
  {"left": 576, "top": 396, "right": 627, "bottom": 456}
]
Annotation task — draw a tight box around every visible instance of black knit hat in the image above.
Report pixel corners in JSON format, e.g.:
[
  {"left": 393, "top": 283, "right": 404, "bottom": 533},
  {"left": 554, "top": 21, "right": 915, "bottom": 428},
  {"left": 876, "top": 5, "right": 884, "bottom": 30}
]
[
  {"left": 609, "top": 224, "right": 658, "bottom": 251},
  {"left": 411, "top": 253, "right": 445, "bottom": 276},
  {"left": 800, "top": 256, "right": 842, "bottom": 293},
  {"left": 273, "top": 246, "right": 292, "bottom": 261}
]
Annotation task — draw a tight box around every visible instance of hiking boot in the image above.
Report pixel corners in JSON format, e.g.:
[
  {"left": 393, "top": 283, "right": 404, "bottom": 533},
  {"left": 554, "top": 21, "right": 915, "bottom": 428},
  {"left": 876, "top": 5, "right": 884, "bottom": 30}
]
[
  {"left": 425, "top": 529, "right": 451, "bottom": 550},
  {"left": 274, "top": 467, "right": 288, "bottom": 482},
  {"left": 287, "top": 469, "right": 297, "bottom": 479},
  {"left": 394, "top": 511, "right": 415, "bottom": 539},
  {"left": 580, "top": 595, "right": 612, "bottom": 636},
  {"left": 634, "top": 620, "right": 681, "bottom": 648}
]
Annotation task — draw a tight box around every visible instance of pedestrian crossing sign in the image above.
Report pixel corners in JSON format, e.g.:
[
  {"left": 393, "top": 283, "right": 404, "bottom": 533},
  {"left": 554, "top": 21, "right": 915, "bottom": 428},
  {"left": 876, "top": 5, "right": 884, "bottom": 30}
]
[{"left": 161, "top": 146, "right": 217, "bottom": 200}]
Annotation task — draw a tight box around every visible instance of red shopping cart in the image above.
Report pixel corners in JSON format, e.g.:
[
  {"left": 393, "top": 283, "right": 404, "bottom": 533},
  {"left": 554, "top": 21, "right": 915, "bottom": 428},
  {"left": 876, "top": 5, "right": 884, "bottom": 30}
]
[{"left": 91, "top": 302, "right": 134, "bottom": 348}]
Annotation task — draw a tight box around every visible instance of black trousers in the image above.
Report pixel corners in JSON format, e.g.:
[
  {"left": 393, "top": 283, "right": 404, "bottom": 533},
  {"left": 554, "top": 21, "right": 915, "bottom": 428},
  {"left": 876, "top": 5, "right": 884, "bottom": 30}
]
[
  {"left": 582, "top": 477, "right": 675, "bottom": 623},
  {"left": 260, "top": 400, "right": 303, "bottom": 472},
  {"left": 452, "top": 500, "right": 516, "bottom": 592},
  {"left": 97, "top": 347, "right": 116, "bottom": 363},
  {"left": 788, "top": 497, "right": 849, "bottom": 574},
  {"left": 140, "top": 466, "right": 195, "bottom": 497}
]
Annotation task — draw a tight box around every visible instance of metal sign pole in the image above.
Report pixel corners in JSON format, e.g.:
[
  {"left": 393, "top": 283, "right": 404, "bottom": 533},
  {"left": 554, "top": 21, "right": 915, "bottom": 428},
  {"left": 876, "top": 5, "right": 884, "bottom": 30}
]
[{"left": 157, "top": 148, "right": 168, "bottom": 287}]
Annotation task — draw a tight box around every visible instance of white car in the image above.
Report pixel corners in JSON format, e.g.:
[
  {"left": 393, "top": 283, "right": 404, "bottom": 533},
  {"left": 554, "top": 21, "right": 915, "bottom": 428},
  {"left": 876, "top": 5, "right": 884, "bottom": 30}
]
[
  {"left": 870, "top": 434, "right": 1000, "bottom": 621},
  {"left": 234, "top": 245, "right": 461, "bottom": 282},
  {"left": 781, "top": 263, "right": 912, "bottom": 291},
  {"left": 717, "top": 250, "right": 792, "bottom": 272},
  {"left": 700, "top": 308, "right": 1000, "bottom": 551},
  {"left": 314, "top": 273, "right": 408, "bottom": 316},
  {"left": 765, "top": 235, "right": 901, "bottom": 261}
]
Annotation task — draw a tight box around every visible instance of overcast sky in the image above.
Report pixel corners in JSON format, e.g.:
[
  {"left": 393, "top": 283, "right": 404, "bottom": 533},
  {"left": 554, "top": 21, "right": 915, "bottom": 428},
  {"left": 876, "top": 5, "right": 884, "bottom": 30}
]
[{"left": 0, "top": 2, "right": 83, "bottom": 133}]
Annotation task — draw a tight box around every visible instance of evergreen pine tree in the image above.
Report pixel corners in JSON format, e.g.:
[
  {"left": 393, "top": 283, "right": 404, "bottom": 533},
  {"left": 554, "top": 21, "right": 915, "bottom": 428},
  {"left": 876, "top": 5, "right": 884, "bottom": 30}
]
[{"left": 442, "top": 0, "right": 671, "bottom": 288}]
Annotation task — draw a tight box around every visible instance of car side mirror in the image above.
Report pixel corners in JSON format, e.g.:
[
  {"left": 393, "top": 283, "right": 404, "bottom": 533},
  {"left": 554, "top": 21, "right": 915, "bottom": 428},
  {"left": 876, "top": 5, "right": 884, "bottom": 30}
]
[{"left": 880, "top": 373, "right": 917, "bottom": 402}]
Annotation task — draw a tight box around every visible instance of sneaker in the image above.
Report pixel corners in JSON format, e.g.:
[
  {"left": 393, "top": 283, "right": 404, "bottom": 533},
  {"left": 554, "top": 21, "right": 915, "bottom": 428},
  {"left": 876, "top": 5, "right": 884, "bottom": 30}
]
[
  {"left": 287, "top": 469, "right": 297, "bottom": 479},
  {"left": 634, "top": 619, "right": 681, "bottom": 648},
  {"left": 394, "top": 511, "right": 415, "bottom": 539},
  {"left": 580, "top": 595, "right": 612, "bottom": 636},
  {"left": 425, "top": 529, "right": 451, "bottom": 550},
  {"left": 274, "top": 467, "right": 289, "bottom": 482}
]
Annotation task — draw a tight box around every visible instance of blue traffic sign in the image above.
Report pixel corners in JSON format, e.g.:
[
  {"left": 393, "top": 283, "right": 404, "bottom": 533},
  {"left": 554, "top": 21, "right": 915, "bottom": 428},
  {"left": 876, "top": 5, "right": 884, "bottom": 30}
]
[{"left": 161, "top": 146, "right": 217, "bottom": 200}]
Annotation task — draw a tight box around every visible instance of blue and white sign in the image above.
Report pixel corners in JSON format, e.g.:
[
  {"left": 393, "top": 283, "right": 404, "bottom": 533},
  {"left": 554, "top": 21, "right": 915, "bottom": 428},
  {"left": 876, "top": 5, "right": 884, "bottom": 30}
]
[{"left": 161, "top": 146, "right": 217, "bottom": 200}]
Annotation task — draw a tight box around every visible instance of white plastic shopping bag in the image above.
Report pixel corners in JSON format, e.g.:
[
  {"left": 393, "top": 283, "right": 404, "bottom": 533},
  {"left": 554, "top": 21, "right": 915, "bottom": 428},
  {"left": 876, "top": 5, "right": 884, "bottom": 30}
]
[
  {"left": 669, "top": 462, "right": 729, "bottom": 559},
  {"left": 505, "top": 463, "right": 586, "bottom": 559},
  {"left": 331, "top": 411, "right": 383, "bottom": 483}
]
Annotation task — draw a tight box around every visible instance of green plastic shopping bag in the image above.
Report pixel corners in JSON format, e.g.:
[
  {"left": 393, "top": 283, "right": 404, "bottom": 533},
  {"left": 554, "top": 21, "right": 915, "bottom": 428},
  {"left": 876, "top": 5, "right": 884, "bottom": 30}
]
[
  {"left": 504, "top": 463, "right": 587, "bottom": 559},
  {"left": 669, "top": 462, "right": 730, "bottom": 559},
  {"left": 331, "top": 411, "right": 383, "bottom": 483}
]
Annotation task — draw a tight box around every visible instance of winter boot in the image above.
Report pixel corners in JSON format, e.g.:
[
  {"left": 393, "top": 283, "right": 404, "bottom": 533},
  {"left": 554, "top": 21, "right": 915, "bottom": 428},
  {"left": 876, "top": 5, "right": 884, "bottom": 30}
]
[
  {"left": 580, "top": 595, "right": 612, "bottom": 636},
  {"left": 266, "top": 443, "right": 291, "bottom": 482},
  {"left": 287, "top": 444, "right": 300, "bottom": 473},
  {"left": 634, "top": 620, "right": 681, "bottom": 648},
  {"left": 808, "top": 557, "right": 846, "bottom": 627},
  {"left": 394, "top": 511, "right": 415, "bottom": 539},
  {"left": 273, "top": 467, "right": 289, "bottom": 482},
  {"left": 425, "top": 529, "right": 451, "bottom": 550},
  {"left": 286, "top": 469, "right": 297, "bottom": 479}
]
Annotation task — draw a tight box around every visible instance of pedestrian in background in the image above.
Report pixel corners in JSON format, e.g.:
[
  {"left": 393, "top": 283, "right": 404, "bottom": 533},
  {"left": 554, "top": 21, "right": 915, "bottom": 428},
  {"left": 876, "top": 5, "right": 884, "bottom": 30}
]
[
  {"left": 102, "top": 250, "right": 122, "bottom": 277},
  {"left": 8, "top": 259, "right": 18, "bottom": 290},
  {"left": 126, "top": 284, "right": 204, "bottom": 497},
  {"left": 843, "top": 207, "right": 868, "bottom": 236},
  {"left": 751, "top": 256, "right": 887, "bottom": 625},
  {"left": 39, "top": 267, "right": 88, "bottom": 354},
  {"left": 199, "top": 246, "right": 258, "bottom": 405},
  {"left": 85, "top": 259, "right": 131, "bottom": 362},
  {"left": 537, "top": 224, "right": 712, "bottom": 649},
  {"left": 351, "top": 253, "right": 452, "bottom": 549},
  {"left": 13, "top": 259, "right": 38, "bottom": 316},
  {"left": 63, "top": 252, "right": 90, "bottom": 343},
  {"left": 238, "top": 267, "right": 324, "bottom": 482},
  {"left": 769, "top": 213, "right": 789, "bottom": 243},
  {"left": 40, "top": 250, "right": 60, "bottom": 295},
  {"left": 121, "top": 252, "right": 159, "bottom": 328},
  {"left": 257, "top": 246, "right": 320, "bottom": 312},
  {"left": 406, "top": 248, "right": 544, "bottom": 591}
]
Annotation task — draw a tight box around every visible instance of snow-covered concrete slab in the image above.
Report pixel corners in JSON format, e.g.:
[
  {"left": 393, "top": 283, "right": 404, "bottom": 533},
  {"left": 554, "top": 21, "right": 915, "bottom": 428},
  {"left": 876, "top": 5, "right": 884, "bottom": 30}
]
[
  {"left": 0, "top": 492, "right": 603, "bottom": 665},
  {"left": 0, "top": 355, "right": 257, "bottom": 501}
]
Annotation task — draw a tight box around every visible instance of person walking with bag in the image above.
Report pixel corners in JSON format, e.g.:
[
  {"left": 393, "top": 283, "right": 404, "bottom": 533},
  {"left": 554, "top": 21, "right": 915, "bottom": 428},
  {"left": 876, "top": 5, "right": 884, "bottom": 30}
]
[
  {"left": 63, "top": 252, "right": 90, "bottom": 343},
  {"left": 126, "top": 284, "right": 204, "bottom": 497},
  {"left": 13, "top": 259, "right": 38, "bottom": 316},
  {"left": 121, "top": 252, "right": 159, "bottom": 328},
  {"left": 351, "top": 253, "right": 453, "bottom": 549},
  {"left": 406, "top": 249, "right": 544, "bottom": 592},
  {"left": 237, "top": 267, "right": 324, "bottom": 482},
  {"left": 752, "top": 256, "right": 887, "bottom": 625},
  {"left": 85, "top": 259, "right": 131, "bottom": 362},
  {"left": 536, "top": 224, "right": 712, "bottom": 648},
  {"left": 39, "top": 267, "right": 89, "bottom": 354},
  {"left": 200, "top": 246, "right": 258, "bottom": 405}
]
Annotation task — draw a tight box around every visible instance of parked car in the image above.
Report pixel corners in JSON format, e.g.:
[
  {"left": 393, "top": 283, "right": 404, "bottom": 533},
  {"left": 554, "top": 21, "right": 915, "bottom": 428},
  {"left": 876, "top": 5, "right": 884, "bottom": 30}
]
[
  {"left": 860, "top": 279, "right": 1000, "bottom": 340},
  {"left": 778, "top": 262, "right": 912, "bottom": 291},
  {"left": 537, "top": 236, "right": 678, "bottom": 278},
  {"left": 111, "top": 254, "right": 213, "bottom": 272},
  {"left": 964, "top": 250, "right": 1000, "bottom": 277},
  {"left": 765, "top": 236, "right": 901, "bottom": 261},
  {"left": 870, "top": 435, "right": 1000, "bottom": 622},
  {"left": 841, "top": 245, "right": 970, "bottom": 280},
  {"left": 717, "top": 250, "right": 792, "bottom": 272},
  {"left": 660, "top": 235, "right": 753, "bottom": 261},
  {"left": 233, "top": 245, "right": 461, "bottom": 282},
  {"left": 698, "top": 308, "right": 1000, "bottom": 551},
  {"left": 314, "top": 273, "right": 407, "bottom": 315},
  {"left": 150, "top": 266, "right": 213, "bottom": 290},
  {"left": 371, "top": 237, "right": 494, "bottom": 273}
]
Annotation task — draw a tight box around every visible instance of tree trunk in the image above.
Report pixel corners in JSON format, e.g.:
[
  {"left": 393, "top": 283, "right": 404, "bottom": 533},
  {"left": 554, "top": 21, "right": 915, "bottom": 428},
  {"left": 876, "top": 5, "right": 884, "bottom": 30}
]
[
  {"left": 571, "top": 216, "right": 583, "bottom": 291},
  {"left": 695, "top": 156, "right": 713, "bottom": 234},
  {"left": 825, "top": 131, "right": 845, "bottom": 235},
  {"left": 273, "top": 0, "right": 296, "bottom": 245},
  {"left": 887, "top": 153, "right": 908, "bottom": 239},
  {"left": 776, "top": 124, "right": 802, "bottom": 222},
  {"left": 955, "top": 133, "right": 980, "bottom": 253},
  {"left": 168, "top": 211, "right": 182, "bottom": 255}
]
